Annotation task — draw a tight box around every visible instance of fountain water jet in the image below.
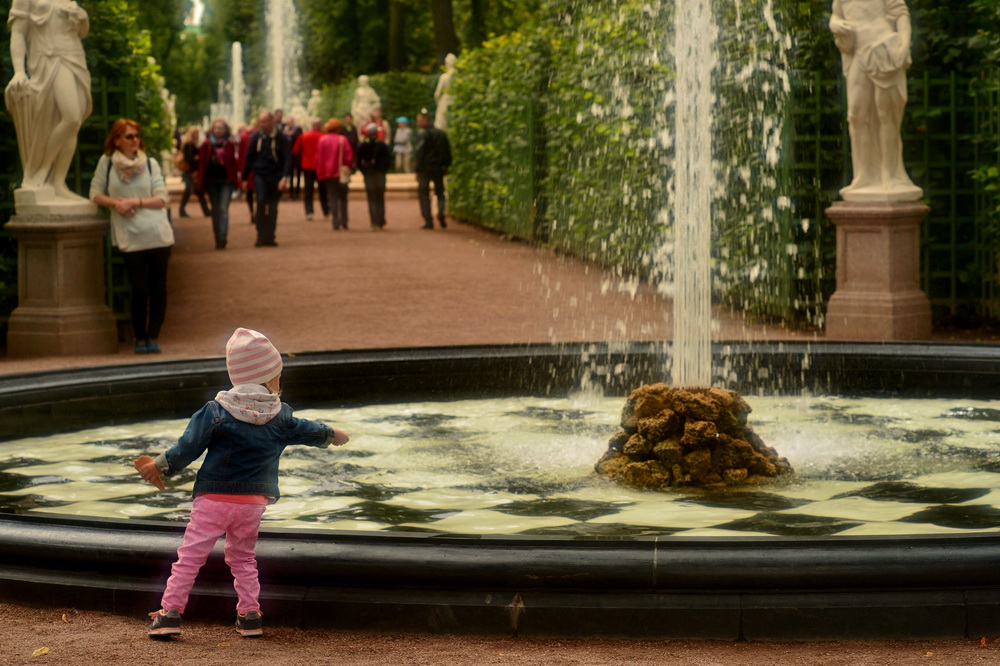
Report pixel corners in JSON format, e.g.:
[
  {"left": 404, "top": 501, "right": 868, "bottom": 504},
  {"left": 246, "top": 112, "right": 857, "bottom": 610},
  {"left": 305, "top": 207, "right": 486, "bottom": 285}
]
[
  {"left": 231, "top": 42, "right": 246, "bottom": 127},
  {"left": 670, "top": 0, "right": 717, "bottom": 389},
  {"left": 265, "top": 0, "right": 302, "bottom": 111}
]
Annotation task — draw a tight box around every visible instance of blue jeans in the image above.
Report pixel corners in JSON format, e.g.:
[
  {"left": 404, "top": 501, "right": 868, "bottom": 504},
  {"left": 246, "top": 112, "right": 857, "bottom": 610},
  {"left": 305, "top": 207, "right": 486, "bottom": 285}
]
[
  {"left": 205, "top": 179, "right": 234, "bottom": 246},
  {"left": 253, "top": 172, "right": 282, "bottom": 244}
]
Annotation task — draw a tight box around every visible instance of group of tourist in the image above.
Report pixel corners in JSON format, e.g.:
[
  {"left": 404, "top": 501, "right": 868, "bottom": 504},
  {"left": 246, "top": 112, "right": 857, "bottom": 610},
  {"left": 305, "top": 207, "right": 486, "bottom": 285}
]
[
  {"left": 170, "top": 106, "right": 451, "bottom": 239},
  {"left": 85, "top": 107, "right": 451, "bottom": 355}
]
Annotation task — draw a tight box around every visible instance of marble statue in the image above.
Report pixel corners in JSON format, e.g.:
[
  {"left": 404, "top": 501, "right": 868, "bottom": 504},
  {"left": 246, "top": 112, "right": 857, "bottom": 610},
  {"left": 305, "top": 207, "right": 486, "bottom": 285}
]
[
  {"left": 307, "top": 88, "right": 323, "bottom": 118},
  {"left": 6, "top": 0, "right": 93, "bottom": 203},
  {"left": 434, "top": 53, "right": 457, "bottom": 131},
  {"left": 830, "top": 0, "right": 921, "bottom": 202},
  {"left": 351, "top": 75, "right": 381, "bottom": 124}
]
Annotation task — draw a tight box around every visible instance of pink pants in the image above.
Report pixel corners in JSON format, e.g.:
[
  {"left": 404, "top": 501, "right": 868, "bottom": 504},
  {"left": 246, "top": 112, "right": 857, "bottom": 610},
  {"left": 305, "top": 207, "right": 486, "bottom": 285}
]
[{"left": 160, "top": 495, "right": 266, "bottom": 614}]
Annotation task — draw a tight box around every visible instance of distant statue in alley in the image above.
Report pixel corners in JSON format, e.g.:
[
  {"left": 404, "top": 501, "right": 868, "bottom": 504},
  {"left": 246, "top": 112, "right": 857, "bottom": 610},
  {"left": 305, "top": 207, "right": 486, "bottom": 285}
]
[
  {"left": 351, "top": 75, "right": 380, "bottom": 124},
  {"left": 434, "top": 53, "right": 457, "bottom": 131},
  {"left": 830, "top": 0, "right": 921, "bottom": 202},
  {"left": 6, "top": 0, "right": 93, "bottom": 203}
]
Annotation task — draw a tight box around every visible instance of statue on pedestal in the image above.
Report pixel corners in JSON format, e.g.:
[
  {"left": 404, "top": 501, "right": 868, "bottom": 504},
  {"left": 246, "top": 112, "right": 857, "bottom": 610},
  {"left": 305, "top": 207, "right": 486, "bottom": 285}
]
[
  {"left": 434, "top": 53, "right": 457, "bottom": 131},
  {"left": 829, "top": 0, "right": 921, "bottom": 202},
  {"left": 6, "top": 0, "right": 93, "bottom": 205},
  {"left": 307, "top": 88, "right": 323, "bottom": 118},
  {"left": 351, "top": 75, "right": 380, "bottom": 125}
]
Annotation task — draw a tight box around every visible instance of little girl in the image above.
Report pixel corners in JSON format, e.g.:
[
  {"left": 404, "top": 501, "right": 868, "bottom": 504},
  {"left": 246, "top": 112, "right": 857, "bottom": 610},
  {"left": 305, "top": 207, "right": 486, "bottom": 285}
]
[{"left": 136, "top": 327, "right": 349, "bottom": 638}]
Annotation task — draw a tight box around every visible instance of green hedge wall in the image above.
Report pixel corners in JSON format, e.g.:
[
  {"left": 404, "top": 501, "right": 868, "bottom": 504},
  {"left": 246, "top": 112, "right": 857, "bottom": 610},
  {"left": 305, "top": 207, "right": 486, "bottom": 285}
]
[
  {"left": 316, "top": 72, "right": 438, "bottom": 128},
  {"left": 450, "top": 0, "right": 793, "bottom": 315},
  {"left": 447, "top": 0, "right": 1000, "bottom": 326}
]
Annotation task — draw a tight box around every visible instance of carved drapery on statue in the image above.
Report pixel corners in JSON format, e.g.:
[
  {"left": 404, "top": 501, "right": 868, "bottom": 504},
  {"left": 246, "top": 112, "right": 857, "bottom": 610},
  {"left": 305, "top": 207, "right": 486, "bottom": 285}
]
[{"left": 5, "top": 0, "right": 93, "bottom": 203}]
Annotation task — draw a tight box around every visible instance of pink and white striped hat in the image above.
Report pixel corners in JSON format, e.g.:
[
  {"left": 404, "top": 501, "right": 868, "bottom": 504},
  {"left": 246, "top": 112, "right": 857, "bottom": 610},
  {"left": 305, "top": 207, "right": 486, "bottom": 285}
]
[{"left": 226, "top": 328, "right": 283, "bottom": 385}]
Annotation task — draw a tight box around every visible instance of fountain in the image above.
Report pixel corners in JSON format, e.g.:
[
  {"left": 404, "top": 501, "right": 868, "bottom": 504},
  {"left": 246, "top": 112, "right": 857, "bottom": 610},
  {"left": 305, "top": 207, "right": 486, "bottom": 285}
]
[
  {"left": 265, "top": 0, "right": 302, "bottom": 111},
  {"left": 2, "top": 0, "right": 1000, "bottom": 642},
  {"left": 231, "top": 42, "right": 246, "bottom": 128}
]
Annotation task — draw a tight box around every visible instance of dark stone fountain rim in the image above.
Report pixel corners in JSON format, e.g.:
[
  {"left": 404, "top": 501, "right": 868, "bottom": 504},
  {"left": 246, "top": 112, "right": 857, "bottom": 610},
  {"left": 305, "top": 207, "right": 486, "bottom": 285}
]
[{"left": 4, "top": 341, "right": 1000, "bottom": 639}]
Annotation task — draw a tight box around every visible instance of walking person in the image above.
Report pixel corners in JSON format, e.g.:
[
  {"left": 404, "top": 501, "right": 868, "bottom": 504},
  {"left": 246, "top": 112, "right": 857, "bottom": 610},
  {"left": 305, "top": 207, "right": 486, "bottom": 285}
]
[
  {"left": 137, "top": 327, "right": 350, "bottom": 639},
  {"left": 178, "top": 126, "right": 211, "bottom": 218},
  {"left": 342, "top": 112, "right": 360, "bottom": 156},
  {"left": 371, "top": 108, "right": 392, "bottom": 143},
  {"left": 393, "top": 117, "right": 413, "bottom": 173},
  {"left": 414, "top": 111, "right": 452, "bottom": 229},
  {"left": 241, "top": 111, "right": 291, "bottom": 247},
  {"left": 294, "top": 118, "right": 327, "bottom": 220},
  {"left": 315, "top": 118, "right": 354, "bottom": 231},
  {"left": 197, "top": 118, "right": 240, "bottom": 249},
  {"left": 356, "top": 124, "right": 392, "bottom": 230},
  {"left": 284, "top": 116, "right": 303, "bottom": 199},
  {"left": 90, "top": 119, "right": 173, "bottom": 354},
  {"left": 237, "top": 121, "right": 256, "bottom": 220}
]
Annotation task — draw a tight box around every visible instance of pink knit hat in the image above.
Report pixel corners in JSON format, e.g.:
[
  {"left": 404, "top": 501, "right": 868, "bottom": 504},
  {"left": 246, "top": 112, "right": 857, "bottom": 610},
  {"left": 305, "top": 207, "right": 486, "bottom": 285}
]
[{"left": 226, "top": 328, "right": 282, "bottom": 385}]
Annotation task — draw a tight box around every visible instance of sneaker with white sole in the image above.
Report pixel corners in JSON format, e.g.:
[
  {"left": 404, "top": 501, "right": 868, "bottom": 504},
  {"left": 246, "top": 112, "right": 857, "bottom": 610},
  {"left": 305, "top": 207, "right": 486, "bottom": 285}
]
[
  {"left": 147, "top": 608, "right": 182, "bottom": 637},
  {"left": 235, "top": 610, "right": 263, "bottom": 637}
]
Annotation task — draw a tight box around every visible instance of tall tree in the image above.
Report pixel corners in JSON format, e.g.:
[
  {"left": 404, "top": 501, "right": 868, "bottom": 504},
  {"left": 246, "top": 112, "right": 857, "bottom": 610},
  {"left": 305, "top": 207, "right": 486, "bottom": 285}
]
[
  {"left": 430, "top": 0, "right": 459, "bottom": 64},
  {"left": 390, "top": 0, "right": 408, "bottom": 70}
]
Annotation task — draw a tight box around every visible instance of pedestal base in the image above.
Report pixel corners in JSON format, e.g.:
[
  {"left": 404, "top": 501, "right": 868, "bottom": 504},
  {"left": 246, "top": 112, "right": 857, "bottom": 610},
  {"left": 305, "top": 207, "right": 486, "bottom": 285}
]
[
  {"left": 824, "top": 200, "right": 932, "bottom": 341},
  {"left": 5, "top": 212, "right": 118, "bottom": 357}
]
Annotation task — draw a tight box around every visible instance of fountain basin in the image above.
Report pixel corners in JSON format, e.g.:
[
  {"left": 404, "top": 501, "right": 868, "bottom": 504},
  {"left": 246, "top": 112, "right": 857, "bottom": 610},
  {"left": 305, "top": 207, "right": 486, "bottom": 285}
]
[{"left": 3, "top": 342, "right": 1000, "bottom": 639}]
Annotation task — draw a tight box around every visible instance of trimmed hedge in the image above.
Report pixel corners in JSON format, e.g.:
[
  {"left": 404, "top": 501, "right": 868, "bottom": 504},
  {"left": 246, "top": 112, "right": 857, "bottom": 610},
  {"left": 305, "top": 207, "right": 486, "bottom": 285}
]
[{"left": 450, "top": 0, "right": 792, "bottom": 316}]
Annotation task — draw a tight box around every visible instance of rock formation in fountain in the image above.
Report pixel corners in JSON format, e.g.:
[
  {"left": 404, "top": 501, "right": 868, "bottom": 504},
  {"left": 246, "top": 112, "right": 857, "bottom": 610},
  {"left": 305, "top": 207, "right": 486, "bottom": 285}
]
[
  {"left": 595, "top": 384, "right": 792, "bottom": 489},
  {"left": 829, "top": 0, "right": 921, "bottom": 202}
]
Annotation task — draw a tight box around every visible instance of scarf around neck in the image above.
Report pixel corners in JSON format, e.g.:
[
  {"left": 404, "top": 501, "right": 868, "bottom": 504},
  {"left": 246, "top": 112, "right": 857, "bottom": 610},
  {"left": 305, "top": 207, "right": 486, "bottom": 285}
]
[
  {"left": 215, "top": 383, "right": 282, "bottom": 425},
  {"left": 112, "top": 149, "right": 148, "bottom": 183}
]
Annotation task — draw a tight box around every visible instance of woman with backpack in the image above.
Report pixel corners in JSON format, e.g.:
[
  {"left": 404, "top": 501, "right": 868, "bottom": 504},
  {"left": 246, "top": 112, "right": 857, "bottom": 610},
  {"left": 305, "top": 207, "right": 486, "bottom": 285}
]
[{"left": 89, "top": 119, "right": 174, "bottom": 354}]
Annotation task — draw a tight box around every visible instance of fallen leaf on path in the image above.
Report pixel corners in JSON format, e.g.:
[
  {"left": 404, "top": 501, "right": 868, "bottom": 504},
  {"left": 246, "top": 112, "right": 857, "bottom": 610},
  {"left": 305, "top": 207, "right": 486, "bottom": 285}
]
[
  {"left": 31, "top": 647, "right": 49, "bottom": 657},
  {"left": 218, "top": 642, "right": 230, "bottom": 647},
  {"left": 61, "top": 613, "right": 69, "bottom": 624},
  {"left": 983, "top": 637, "right": 989, "bottom": 647}
]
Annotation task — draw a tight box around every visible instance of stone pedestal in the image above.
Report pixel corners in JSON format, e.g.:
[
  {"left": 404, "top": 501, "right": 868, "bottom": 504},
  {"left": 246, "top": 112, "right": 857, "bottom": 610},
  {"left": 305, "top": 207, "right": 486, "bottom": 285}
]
[
  {"left": 6, "top": 210, "right": 118, "bottom": 357},
  {"left": 824, "top": 200, "right": 932, "bottom": 340}
]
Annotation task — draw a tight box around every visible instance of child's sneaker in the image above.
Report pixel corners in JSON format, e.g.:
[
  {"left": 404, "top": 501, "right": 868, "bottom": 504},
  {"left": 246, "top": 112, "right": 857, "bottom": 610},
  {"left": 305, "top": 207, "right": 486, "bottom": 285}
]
[
  {"left": 147, "top": 608, "right": 182, "bottom": 637},
  {"left": 235, "top": 610, "right": 263, "bottom": 637}
]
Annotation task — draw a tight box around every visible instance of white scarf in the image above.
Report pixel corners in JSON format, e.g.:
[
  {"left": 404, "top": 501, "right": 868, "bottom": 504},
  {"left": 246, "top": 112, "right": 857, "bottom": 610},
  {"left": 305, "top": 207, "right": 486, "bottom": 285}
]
[
  {"left": 111, "top": 149, "right": 148, "bottom": 183},
  {"left": 215, "top": 383, "right": 282, "bottom": 425}
]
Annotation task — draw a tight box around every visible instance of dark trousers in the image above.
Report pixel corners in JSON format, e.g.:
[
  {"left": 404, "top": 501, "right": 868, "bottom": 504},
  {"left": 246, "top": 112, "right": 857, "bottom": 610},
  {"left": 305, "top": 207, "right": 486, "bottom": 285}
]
[
  {"left": 122, "top": 246, "right": 171, "bottom": 341},
  {"left": 253, "top": 172, "right": 282, "bottom": 243},
  {"left": 180, "top": 172, "right": 211, "bottom": 216},
  {"left": 290, "top": 158, "right": 302, "bottom": 198},
  {"left": 323, "top": 178, "right": 349, "bottom": 229},
  {"left": 304, "top": 169, "right": 327, "bottom": 216},
  {"left": 417, "top": 167, "right": 446, "bottom": 226},
  {"left": 363, "top": 171, "right": 387, "bottom": 227},
  {"left": 205, "top": 179, "right": 235, "bottom": 246}
]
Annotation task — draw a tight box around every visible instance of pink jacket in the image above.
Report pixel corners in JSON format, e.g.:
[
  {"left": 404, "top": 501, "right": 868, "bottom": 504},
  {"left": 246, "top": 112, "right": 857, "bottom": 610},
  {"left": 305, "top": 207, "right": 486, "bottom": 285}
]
[{"left": 315, "top": 133, "right": 353, "bottom": 181}]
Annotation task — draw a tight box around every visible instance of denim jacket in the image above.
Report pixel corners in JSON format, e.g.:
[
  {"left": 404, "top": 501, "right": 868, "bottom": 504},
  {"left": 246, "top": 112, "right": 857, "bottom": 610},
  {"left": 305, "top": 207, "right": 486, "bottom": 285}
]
[{"left": 160, "top": 400, "right": 335, "bottom": 502}]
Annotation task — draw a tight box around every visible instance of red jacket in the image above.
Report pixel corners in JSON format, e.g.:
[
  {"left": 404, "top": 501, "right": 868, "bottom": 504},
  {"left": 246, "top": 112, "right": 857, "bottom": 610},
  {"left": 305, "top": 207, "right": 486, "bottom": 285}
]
[
  {"left": 293, "top": 129, "right": 325, "bottom": 171},
  {"left": 196, "top": 138, "right": 239, "bottom": 191},
  {"left": 315, "top": 133, "right": 354, "bottom": 181}
]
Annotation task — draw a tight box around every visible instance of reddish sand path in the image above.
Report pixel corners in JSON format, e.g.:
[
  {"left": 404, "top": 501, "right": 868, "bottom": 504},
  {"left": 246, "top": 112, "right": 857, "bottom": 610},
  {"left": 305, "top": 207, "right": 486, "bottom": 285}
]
[{"left": 0, "top": 183, "right": 808, "bottom": 375}]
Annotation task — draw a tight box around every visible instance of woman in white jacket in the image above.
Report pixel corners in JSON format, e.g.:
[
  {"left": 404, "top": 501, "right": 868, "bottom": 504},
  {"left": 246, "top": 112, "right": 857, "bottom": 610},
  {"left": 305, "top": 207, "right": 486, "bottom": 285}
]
[{"left": 90, "top": 119, "right": 174, "bottom": 354}]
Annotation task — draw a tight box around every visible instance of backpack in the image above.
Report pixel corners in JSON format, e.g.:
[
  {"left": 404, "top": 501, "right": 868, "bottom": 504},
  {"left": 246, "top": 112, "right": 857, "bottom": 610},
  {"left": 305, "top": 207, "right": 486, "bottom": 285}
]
[{"left": 173, "top": 149, "right": 189, "bottom": 172}]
